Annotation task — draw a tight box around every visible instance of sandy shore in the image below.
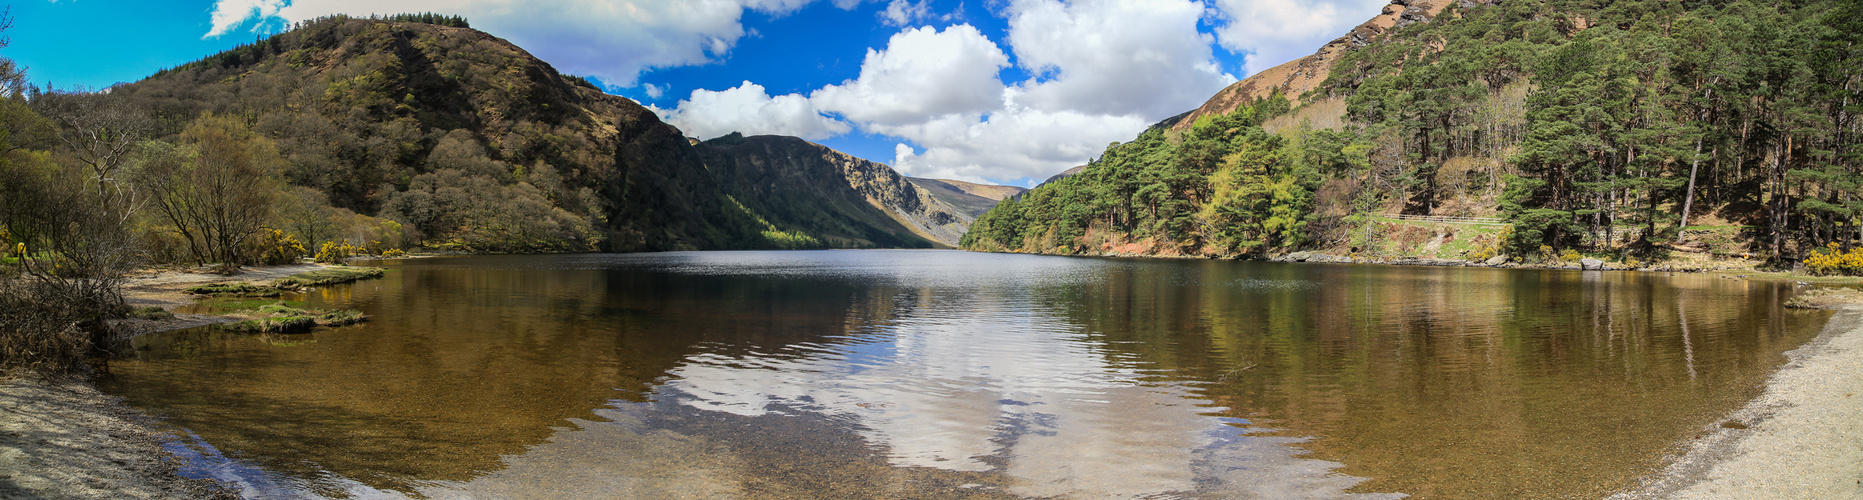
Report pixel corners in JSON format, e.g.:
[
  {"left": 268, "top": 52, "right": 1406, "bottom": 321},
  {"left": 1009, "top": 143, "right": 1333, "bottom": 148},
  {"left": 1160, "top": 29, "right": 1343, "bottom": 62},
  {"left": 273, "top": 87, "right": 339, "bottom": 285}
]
[
  {"left": 1614, "top": 303, "right": 1863, "bottom": 499},
  {"left": 1, "top": 264, "right": 331, "bottom": 500},
  {"left": 0, "top": 376, "right": 235, "bottom": 499}
]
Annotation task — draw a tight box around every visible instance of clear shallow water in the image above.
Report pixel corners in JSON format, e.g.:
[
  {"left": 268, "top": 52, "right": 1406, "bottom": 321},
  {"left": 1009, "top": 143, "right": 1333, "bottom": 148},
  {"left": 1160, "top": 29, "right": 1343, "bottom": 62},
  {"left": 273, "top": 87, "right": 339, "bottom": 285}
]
[{"left": 100, "top": 250, "right": 1830, "bottom": 499}]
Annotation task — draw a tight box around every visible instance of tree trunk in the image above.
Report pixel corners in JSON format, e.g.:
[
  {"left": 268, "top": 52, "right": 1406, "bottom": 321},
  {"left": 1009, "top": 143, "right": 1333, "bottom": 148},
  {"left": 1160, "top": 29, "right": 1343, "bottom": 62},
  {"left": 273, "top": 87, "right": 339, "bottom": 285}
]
[{"left": 1678, "top": 137, "right": 1704, "bottom": 238}]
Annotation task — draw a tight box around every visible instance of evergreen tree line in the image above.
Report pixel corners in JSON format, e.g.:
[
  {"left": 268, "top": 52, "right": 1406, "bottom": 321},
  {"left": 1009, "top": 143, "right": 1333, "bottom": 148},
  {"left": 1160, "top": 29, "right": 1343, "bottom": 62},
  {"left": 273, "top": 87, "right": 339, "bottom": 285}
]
[
  {"left": 965, "top": 0, "right": 1863, "bottom": 267},
  {"left": 963, "top": 97, "right": 1346, "bottom": 256}
]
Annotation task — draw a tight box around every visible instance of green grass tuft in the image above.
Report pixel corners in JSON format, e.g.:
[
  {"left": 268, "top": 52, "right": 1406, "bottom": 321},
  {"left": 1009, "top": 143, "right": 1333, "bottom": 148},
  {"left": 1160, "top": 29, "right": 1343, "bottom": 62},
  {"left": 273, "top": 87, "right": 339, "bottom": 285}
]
[
  {"left": 274, "top": 267, "right": 386, "bottom": 289},
  {"left": 219, "top": 315, "right": 317, "bottom": 333},
  {"left": 185, "top": 282, "right": 284, "bottom": 297},
  {"left": 127, "top": 306, "right": 174, "bottom": 320}
]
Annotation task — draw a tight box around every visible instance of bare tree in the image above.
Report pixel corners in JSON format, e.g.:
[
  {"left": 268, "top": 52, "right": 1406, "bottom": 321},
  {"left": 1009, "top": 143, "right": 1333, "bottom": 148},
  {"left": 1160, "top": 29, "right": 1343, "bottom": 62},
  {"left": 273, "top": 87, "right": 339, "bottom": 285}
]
[
  {"left": 31, "top": 89, "right": 151, "bottom": 207},
  {"left": 137, "top": 114, "right": 282, "bottom": 273},
  {"left": 0, "top": 9, "right": 142, "bottom": 374}
]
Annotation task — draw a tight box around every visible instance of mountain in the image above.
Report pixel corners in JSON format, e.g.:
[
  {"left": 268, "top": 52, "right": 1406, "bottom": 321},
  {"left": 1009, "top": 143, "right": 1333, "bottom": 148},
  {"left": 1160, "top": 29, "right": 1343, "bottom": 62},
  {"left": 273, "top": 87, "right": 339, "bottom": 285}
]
[
  {"left": 964, "top": 0, "right": 1862, "bottom": 267},
  {"left": 907, "top": 178, "right": 1025, "bottom": 218},
  {"left": 697, "top": 134, "right": 972, "bottom": 247},
  {"left": 115, "top": 15, "right": 1009, "bottom": 252}
]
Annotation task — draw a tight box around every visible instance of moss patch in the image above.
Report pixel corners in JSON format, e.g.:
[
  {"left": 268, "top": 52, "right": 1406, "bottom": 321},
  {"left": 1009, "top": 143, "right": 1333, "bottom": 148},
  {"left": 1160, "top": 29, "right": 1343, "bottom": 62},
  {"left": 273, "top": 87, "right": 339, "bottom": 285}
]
[
  {"left": 214, "top": 301, "right": 368, "bottom": 333},
  {"left": 274, "top": 267, "right": 385, "bottom": 289},
  {"left": 220, "top": 315, "right": 317, "bottom": 334},
  {"left": 125, "top": 306, "right": 174, "bottom": 320},
  {"left": 184, "top": 282, "right": 284, "bottom": 297}
]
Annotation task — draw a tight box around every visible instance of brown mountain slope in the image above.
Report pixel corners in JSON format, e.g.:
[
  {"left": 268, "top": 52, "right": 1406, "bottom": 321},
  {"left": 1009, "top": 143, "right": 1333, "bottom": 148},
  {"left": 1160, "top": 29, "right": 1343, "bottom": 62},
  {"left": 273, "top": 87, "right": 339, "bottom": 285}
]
[
  {"left": 1170, "top": 0, "right": 1459, "bottom": 132},
  {"left": 907, "top": 178, "right": 1026, "bottom": 219},
  {"left": 120, "top": 16, "right": 749, "bottom": 251}
]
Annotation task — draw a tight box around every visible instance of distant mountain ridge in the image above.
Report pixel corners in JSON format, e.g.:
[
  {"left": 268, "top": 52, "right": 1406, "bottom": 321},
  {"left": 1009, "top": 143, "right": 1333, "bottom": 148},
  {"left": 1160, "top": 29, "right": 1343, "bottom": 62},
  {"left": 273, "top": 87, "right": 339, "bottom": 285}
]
[
  {"left": 907, "top": 178, "right": 1025, "bottom": 219},
  {"left": 698, "top": 134, "right": 977, "bottom": 247}
]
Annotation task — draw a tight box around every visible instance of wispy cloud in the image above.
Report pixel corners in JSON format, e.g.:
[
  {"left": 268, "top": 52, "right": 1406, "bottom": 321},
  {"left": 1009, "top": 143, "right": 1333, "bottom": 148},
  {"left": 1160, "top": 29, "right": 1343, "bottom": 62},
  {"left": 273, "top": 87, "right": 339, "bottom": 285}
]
[{"left": 203, "top": 0, "right": 287, "bottom": 38}]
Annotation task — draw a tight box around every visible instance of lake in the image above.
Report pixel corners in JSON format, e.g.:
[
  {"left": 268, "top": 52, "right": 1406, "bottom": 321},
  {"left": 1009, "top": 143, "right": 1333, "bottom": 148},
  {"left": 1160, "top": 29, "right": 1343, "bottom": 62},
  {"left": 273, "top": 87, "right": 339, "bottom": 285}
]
[{"left": 99, "top": 250, "right": 1830, "bottom": 498}]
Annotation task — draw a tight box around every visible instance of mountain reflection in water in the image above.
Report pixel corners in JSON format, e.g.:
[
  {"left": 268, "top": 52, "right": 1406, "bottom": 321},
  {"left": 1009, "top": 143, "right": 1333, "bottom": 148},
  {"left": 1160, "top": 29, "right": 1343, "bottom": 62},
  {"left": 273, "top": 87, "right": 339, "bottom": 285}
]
[{"left": 100, "top": 250, "right": 1827, "bottom": 499}]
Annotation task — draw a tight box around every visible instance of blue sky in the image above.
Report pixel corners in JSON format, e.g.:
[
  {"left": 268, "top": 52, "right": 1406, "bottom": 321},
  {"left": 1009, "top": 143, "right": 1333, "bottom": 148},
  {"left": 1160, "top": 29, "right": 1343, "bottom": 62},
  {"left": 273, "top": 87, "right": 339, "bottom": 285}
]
[{"left": 5, "top": 0, "right": 1386, "bottom": 186}]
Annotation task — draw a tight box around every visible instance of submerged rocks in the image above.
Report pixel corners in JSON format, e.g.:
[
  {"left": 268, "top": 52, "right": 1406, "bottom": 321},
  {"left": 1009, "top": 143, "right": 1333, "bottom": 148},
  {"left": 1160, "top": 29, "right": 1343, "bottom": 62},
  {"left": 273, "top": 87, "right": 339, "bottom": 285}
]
[
  {"left": 1276, "top": 251, "right": 1355, "bottom": 263},
  {"left": 1390, "top": 257, "right": 1467, "bottom": 267}
]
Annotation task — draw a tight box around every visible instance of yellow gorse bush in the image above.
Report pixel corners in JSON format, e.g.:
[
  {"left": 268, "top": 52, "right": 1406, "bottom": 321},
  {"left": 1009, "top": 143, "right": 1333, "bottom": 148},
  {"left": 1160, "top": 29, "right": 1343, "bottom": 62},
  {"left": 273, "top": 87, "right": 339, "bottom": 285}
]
[
  {"left": 1805, "top": 242, "right": 1863, "bottom": 276},
  {"left": 315, "top": 241, "right": 363, "bottom": 264},
  {"left": 254, "top": 229, "right": 308, "bottom": 265}
]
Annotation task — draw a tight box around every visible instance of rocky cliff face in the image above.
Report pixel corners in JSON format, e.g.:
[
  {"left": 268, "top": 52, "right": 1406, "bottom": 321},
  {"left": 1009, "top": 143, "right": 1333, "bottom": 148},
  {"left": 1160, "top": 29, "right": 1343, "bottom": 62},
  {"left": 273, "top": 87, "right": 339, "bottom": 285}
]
[{"left": 697, "top": 135, "right": 974, "bottom": 247}]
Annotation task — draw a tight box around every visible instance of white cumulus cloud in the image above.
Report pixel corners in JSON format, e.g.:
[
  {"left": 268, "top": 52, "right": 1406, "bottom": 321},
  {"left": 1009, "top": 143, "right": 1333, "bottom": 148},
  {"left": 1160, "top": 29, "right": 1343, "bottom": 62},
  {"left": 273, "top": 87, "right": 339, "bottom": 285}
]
[
  {"left": 1209, "top": 0, "right": 1387, "bottom": 75},
  {"left": 1005, "top": 0, "right": 1236, "bottom": 118},
  {"left": 810, "top": 25, "right": 1010, "bottom": 127},
  {"left": 654, "top": 81, "right": 851, "bottom": 140},
  {"left": 880, "top": 0, "right": 933, "bottom": 26},
  {"left": 887, "top": 107, "right": 1148, "bottom": 183},
  {"left": 865, "top": 0, "right": 1234, "bottom": 182}
]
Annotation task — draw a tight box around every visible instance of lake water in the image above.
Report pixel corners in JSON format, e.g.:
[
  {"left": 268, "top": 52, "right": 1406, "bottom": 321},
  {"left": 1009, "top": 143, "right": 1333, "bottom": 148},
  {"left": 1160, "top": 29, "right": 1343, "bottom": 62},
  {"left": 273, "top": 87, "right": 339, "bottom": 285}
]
[{"left": 99, "top": 250, "right": 1831, "bottom": 499}]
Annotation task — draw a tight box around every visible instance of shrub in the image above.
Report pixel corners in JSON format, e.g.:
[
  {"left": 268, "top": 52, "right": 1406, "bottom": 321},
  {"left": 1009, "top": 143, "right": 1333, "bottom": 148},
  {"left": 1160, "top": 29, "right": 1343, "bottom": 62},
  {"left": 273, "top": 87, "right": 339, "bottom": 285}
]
[
  {"left": 1804, "top": 243, "right": 1863, "bottom": 276},
  {"left": 251, "top": 228, "right": 308, "bottom": 265},
  {"left": 314, "top": 241, "right": 363, "bottom": 264},
  {"left": 1560, "top": 249, "right": 1582, "bottom": 262},
  {"left": 0, "top": 278, "right": 127, "bottom": 375}
]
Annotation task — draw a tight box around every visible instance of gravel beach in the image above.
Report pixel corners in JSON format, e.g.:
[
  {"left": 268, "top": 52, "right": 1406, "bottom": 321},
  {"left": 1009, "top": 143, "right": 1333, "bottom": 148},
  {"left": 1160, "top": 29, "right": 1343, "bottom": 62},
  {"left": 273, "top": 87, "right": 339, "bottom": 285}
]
[
  {"left": 0, "top": 376, "right": 233, "bottom": 499},
  {"left": 1615, "top": 303, "right": 1863, "bottom": 500},
  {"left": 0, "top": 264, "right": 328, "bottom": 499}
]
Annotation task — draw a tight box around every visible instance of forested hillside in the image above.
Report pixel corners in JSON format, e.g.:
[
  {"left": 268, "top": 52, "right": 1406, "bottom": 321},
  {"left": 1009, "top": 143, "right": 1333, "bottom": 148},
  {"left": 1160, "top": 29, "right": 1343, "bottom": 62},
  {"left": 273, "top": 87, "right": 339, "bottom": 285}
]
[
  {"left": 90, "top": 15, "right": 958, "bottom": 255},
  {"left": 965, "top": 0, "right": 1863, "bottom": 272}
]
